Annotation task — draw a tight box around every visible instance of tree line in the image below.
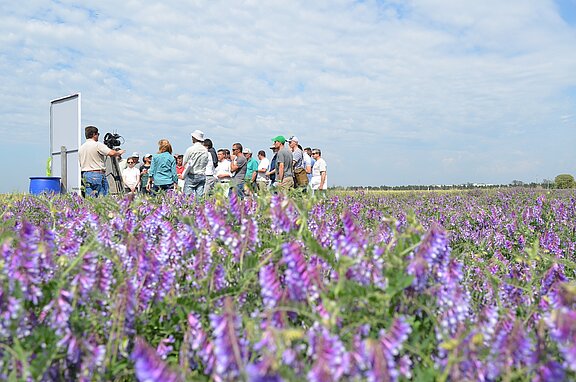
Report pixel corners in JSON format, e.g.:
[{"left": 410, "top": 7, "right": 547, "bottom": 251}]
[{"left": 334, "top": 174, "right": 576, "bottom": 191}]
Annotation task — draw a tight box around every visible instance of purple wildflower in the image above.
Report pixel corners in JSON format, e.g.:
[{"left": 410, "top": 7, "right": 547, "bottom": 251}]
[
  {"left": 240, "top": 216, "right": 260, "bottom": 254},
  {"left": 183, "top": 312, "right": 216, "bottom": 375},
  {"left": 41, "top": 289, "right": 73, "bottom": 336},
  {"left": 78, "top": 336, "right": 106, "bottom": 382},
  {"left": 270, "top": 194, "right": 300, "bottom": 233},
  {"left": 282, "top": 242, "right": 315, "bottom": 301},
  {"left": 361, "top": 316, "right": 411, "bottom": 382},
  {"left": 57, "top": 329, "right": 81, "bottom": 364},
  {"left": 534, "top": 361, "right": 566, "bottom": 382},
  {"left": 71, "top": 251, "right": 98, "bottom": 301},
  {"left": 131, "top": 337, "right": 181, "bottom": 382},
  {"left": 210, "top": 298, "right": 247, "bottom": 380},
  {"left": 156, "top": 335, "right": 175, "bottom": 360},
  {"left": 546, "top": 307, "right": 576, "bottom": 371},
  {"left": 6, "top": 222, "right": 43, "bottom": 304},
  {"left": 229, "top": 190, "right": 242, "bottom": 220},
  {"left": 488, "top": 318, "right": 535, "bottom": 379},
  {"left": 406, "top": 224, "right": 450, "bottom": 291},
  {"left": 245, "top": 363, "right": 284, "bottom": 382},
  {"left": 541, "top": 263, "right": 567, "bottom": 296},
  {"left": 249, "top": 327, "right": 283, "bottom": 381},
  {"left": 306, "top": 323, "right": 351, "bottom": 381},
  {"left": 259, "top": 263, "right": 284, "bottom": 309}
]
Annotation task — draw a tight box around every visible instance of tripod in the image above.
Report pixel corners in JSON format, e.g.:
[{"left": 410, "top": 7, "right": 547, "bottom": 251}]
[{"left": 105, "top": 155, "right": 125, "bottom": 195}]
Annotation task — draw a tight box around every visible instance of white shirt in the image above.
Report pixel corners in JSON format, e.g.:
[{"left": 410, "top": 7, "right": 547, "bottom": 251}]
[
  {"left": 256, "top": 157, "right": 270, "bottom": 181},
  {"left": 214, "top": 159, "right": 232, "bottom": 182},
  {"left": 205, "top": 154, "right": 215, "bottom": 176},
  {"left": 311, "top": 157, "right": 327, "bottom": 190},
  {"left": 122, "top": 166, "right": 140, "bottom": 189}
]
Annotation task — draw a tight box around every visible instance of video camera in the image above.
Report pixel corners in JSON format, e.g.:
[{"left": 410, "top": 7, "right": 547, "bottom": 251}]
[{"left": 103, "top": 132, "right": 124, "bottom": 149}]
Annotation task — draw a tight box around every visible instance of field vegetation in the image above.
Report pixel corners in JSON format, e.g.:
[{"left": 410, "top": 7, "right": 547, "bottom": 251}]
[{"left": 0, "top": 188, "right": 574, "bottom": 381}]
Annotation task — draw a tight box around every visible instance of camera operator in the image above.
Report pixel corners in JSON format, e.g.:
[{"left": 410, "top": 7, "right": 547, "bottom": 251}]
[{"left": 79, "top": 126, "right": 125, "bottom": 197}]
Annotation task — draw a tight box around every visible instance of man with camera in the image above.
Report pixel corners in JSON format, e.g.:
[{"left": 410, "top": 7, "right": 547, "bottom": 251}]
[{"left": 79, "top": 126, "right": 125, "bottom": 197}]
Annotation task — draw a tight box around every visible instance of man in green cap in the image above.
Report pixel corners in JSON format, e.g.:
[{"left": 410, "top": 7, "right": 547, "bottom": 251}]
[{"left": 271, "top": 135, "right": 294, "bottom": 191}]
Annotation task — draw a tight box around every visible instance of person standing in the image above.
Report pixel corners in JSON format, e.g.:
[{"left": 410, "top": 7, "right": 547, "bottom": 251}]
[
  {"left": 255, "top": 150, "right": 270, "bottom": 193},
  {"left": 147, "top": 139, "right": 177, "bottom": 193},
  {"left": 243, "top": 148, "right": 258, "bottom": 193},
  {"left": 310, "top": 148, "right": 327, "bottom": 193},
  {"left": 288, "top": 136, "right": 308, "bottom": 188},
  {"left": 139, "top": 154, "right": 152, "bottom": 194},
  {"left": 175, "top": 154, "right": 185, "bottom": 192},
  {"left": 203, "top": 140, "right": 217, "bottom": 196},
  {"left": 122, "top": 158, "right": 140, "bottom": 193},
  {"left": 266, "top": 145, "right": 278, "bottom": 187},
  {"left": 272, "top": 135, "right": 294, "bottom": 192},
  {"left": 304, "top": 147, "right": 315, "bottom": 182},
  {"left": 230, "top": 143, "right": 247, "bottom": 199},
  {"left": 301, "top": 145, "right": 312, "bottom": 179},
  {"left": 79, "top": 125, "right": 125, "bottom": 197},
  {"left": 214, "top": 148, "right": 232, "bottom": 194},
  {"left": 204, "top": 138, "right": 218, "bottom": 170},
  {"left": 130, "top": 152, "right": 141, "bottom": 170},
  {"left": 182, "top": 130, "right": 209, "bottom": 199}
]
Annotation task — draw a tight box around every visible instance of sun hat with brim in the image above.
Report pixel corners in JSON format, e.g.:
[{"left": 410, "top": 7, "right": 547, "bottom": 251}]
[
  {"left": 271, "top": 135, "right": 286, "bottom": 144},
  {"left": 191, "top": 129, "right": 205, "bottom": 141}
]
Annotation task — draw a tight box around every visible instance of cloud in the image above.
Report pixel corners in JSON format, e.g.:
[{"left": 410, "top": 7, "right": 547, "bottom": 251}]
[{"left": 0, "top": 0, "right": 575, "bottom": 192}]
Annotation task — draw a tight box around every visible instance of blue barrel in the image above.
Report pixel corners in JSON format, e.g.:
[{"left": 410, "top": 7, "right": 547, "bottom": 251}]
[{"left": 29, "top": 177, "right": 61, "bottom": 195}]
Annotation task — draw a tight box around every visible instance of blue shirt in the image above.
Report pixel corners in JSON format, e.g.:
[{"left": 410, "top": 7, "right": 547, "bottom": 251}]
[
  {"left": 245, "top": 157, "right": 259, "bottom": 181},
  {"left": 149, "top": 152, "right": 177, "bottom": 186}
]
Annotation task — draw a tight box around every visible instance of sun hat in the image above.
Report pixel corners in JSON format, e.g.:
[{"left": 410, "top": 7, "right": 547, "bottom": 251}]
[
  {"left": 271, "top": 135, "right": 286, "bottom": 144},
  {"left": 191, "top": 129, "right": 205, "bottom": 141}
]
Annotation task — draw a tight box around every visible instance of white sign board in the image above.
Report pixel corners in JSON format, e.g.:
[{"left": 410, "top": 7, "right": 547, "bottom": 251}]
[{"left": 50, "top": 94, "right": 81, "bottom": 194}]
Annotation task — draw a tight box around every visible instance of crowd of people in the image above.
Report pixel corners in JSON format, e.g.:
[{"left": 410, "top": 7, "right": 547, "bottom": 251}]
[{"left": 79, "top": 126, "right": 327, "bottom": 198}]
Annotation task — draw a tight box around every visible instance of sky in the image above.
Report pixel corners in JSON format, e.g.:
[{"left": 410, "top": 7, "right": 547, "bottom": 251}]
[{"left": 1, "top": 0, "right": 575, "bottom": 193}]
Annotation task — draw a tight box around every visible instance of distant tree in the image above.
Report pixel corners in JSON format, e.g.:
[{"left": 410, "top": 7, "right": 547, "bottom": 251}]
[
  {"left": 542, "top": 179, "right": 553, "bottom": 189},
  {"left": 511, "top": 180, "right": 524, "bottom": 186},
  {"left": 554, "top": 174, "right": 576, "bottom": 189}
]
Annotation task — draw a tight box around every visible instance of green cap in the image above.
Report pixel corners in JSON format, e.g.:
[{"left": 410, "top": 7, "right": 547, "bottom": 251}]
[{"left": 271, "top": 135, "right": 286, "bottom": 144}]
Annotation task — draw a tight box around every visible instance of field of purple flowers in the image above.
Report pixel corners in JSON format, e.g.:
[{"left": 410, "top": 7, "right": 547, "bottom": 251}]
[{"left": 1, "top": 188, "right": 575, "bottom": 381}]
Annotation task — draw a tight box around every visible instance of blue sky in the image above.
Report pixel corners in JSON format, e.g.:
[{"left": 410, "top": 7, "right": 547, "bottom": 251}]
[{"left": 1, "top": 0, "right": 575, "bottom": 193}]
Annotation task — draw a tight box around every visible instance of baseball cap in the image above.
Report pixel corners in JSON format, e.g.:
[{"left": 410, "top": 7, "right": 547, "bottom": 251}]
[
  {"left": 243, "top": 148, "right": 252, "bottom": 154},
  {"left": 145, "top": 153, "right": 152, "bottom": 158},
  {"left": 287, "top": 136, "right": 298, "bottom": 143},
  {"left": 271, "top": 135, "right": 286, "bottom": 144},
  {"left": 131, "top": 152, "right": 140, "bottom": 157}
]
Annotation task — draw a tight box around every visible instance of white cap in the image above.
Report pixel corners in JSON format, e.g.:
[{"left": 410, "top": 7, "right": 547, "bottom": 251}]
[
  {"left": 243, "top": 148, "right": 252, "bottom": 154},
  {"left": 145, "top": 153, "right": 152, "bottom": 158},
  {"left": 191, "top": 129, "right": 205, "bottom": 141},
  {"left": 131, "top": 152, "right": 140, "bottom": 157},
  {"left": 288, "top": 136, "right": 299, "bottom": 142}
]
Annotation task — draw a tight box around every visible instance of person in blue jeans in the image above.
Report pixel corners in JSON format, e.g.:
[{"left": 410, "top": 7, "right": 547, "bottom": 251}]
[
  {"left": 182, "top": 130, "right": 209, "bottom": 199},
  {"left": 78, "top": 125, "right": 125, "bottom": 197},
  {"left": 146, "top": 139, "right": 177, "bottom": 194},
  {"left": 229, "top": 142, "right": 247, "bottom": 199}
]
